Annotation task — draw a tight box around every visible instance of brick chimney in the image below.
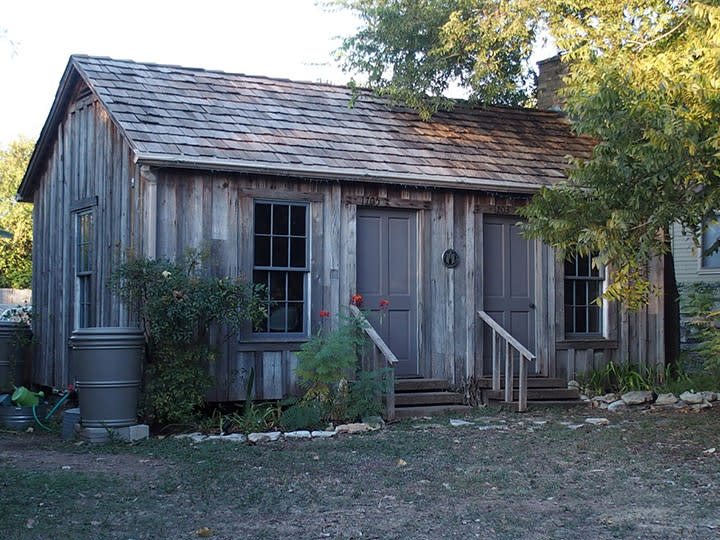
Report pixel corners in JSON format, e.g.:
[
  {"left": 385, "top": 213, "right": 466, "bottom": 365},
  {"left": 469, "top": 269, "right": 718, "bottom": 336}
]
[{"left": 536, "top": 55, "right": 568, "bottom": 111}]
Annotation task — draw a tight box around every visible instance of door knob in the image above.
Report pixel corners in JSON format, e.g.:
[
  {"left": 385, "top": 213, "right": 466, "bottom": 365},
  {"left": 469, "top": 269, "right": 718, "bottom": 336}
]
[{"left": 529, "top": 303, "right": 535, "bottom": 309}]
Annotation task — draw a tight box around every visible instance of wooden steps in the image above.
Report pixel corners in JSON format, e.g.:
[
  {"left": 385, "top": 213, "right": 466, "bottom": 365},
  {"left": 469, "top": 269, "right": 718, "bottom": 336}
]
[
  {"left": 478, "top": 377, "right": 585, "bottom": 409},
  {"left": 393, "top": 378, "right": 472, "bottom": 419}
]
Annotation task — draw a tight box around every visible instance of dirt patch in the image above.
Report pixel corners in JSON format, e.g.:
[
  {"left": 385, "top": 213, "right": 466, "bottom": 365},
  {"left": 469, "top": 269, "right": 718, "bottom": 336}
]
[{"left": 0, "top": 433, "right": 168, "bottom": 478}]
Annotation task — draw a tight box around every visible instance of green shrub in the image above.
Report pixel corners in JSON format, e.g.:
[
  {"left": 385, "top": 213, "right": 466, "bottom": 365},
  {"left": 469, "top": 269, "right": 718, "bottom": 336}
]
[
  {"left": 577, "top": 360, "right": 650, "bottom": 396},
  {"left": 110, "top": 248, "right": 265, "bottom": 426},
  {"left": 681, "top": 282, "right": 720, "bottom": 376},
  {"left": 279, "top": 402, "right": 325, "bottom": 431}
]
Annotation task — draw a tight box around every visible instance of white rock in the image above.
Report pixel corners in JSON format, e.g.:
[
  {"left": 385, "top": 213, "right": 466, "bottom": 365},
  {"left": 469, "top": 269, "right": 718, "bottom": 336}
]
[
  {"left": 568, "top": 380, "right": 581, "bottom": 390},
  {"left": 680, "top": 391, "right": 704, "bottom": 404},
  {"left": 222, "top": 433, "right": 247, "bottom": 442},
  {"left": 654, "top": 393, "right": 679, "bottom": 406},
  {"left": 598, "top": 402, "right": 609, "bottom": 410},
  {"left": 621, "top": 390, "right": 653, "bottom": 405},
  {"left": 284, "top": 430, "right": 312, "bottom": 439},
  {"left": 596, "top": 393, "right": 619, "bottom": 404},
  {"left": 336, "top": 423, "right": 373, "bottom": 434},
  {"left": 701, "top": 391, "right": 718, "bottom": 402},
  {"left": 692, "top": 401, "right": 712, "bottom": 410},
  {"left": 311, "top": 430, "right": 336, "bottom": 438},
  {"left": 585, "top": 417, "right": 610, "bottom": 426},
  {"left": 248, "top": 431, "right": 282, "bottom": 444},
  {"left": 175, "top": 432, "right": 206, "bottom": 442},
  {"left": 450, "top": 419, "right": 474, "bottom": 427},
  {"left": 532, "top": 420, "right": 548, "bottom": 425},
  {"left": 567, "top": 424, "right": 585, "bottom": 430},
  {"left": 608, "top": 400, "right": 628, "bottom": 412}
]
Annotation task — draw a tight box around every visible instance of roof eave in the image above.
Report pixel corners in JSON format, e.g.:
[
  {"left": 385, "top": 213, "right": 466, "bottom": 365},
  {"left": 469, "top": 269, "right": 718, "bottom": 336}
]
[{"left": 134, "top": 153, "right": 552, "bottom": 194}]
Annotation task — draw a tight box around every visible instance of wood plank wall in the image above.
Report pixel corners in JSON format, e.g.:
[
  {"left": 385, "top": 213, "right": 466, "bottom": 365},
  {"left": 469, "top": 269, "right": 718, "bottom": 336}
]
[{"left": 31, "top": 95, "right": 137, "bottom": 388}]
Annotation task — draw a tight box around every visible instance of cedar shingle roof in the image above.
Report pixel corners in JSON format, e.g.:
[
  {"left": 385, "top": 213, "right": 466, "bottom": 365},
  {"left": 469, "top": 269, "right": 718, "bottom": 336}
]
[{"left": 20, "top": 55, "right": 594, "bottom": 199}]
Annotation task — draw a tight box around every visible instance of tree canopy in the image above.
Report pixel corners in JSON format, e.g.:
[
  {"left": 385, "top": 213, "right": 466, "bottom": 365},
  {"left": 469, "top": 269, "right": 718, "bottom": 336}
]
[
  {"left": 335, "top": 0, "right": 720, "bottom": 306},
  {"left": 0, "top": 137, "right": 34, "bottom": 288}
]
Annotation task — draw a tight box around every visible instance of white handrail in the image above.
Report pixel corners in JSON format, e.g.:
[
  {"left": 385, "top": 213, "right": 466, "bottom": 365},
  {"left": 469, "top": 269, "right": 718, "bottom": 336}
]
[{"left": 478, "top": 310, "right": 536, "bottom": 412}]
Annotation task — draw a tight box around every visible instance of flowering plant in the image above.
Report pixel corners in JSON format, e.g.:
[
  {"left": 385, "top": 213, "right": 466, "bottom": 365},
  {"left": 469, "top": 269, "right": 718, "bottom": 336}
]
[{"left": 293, "top": 296, "right": 392, "bottom": 422}]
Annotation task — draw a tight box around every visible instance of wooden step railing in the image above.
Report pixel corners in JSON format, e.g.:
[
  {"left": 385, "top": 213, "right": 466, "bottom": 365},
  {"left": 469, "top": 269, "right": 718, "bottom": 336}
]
[
  {"left": 349, "top": 305, "right": 398, "bottom": 421},
  {"left": 478, "top": 310, "right": 536, "bottom": 412}
]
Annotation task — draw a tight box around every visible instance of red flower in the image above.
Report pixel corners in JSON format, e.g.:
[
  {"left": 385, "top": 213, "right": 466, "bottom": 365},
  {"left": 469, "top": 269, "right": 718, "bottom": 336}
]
[
  {"left": 350, "top": 294, "right": 363, "bottom": 308},
  {"left": 319, "top": 310, "right": 330, "bottom": 318},
  {"left": 379, "top": 299, "right": 389, "bottom": 308}
]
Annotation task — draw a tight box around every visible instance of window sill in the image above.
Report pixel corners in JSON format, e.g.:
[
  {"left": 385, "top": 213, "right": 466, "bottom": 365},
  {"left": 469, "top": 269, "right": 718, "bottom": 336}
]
[
  {"left": 556, "top": 338, "right": 618, "bottom": 350},
  {"left": 237, "top": 337, "right": 309, "bottom": 352}
]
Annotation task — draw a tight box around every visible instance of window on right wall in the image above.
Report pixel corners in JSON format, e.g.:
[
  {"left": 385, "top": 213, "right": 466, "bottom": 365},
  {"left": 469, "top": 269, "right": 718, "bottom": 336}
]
[
  {"left": 701, "top": 218, "right": 720, "bottom": 268},
  {"left": 564, "top": 253, "right": 604, "bottom": 336}
]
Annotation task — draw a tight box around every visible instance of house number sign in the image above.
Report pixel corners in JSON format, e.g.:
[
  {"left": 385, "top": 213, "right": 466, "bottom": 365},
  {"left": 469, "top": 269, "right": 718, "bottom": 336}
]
[{"left": 442, "top": 249, "right": 460, "bottom": 268}]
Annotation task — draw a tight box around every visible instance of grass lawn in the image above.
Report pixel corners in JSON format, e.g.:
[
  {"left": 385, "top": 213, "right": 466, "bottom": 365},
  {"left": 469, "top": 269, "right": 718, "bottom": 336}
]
[{"left": 1, "top": 406, "right": 719, "bottom": 539}]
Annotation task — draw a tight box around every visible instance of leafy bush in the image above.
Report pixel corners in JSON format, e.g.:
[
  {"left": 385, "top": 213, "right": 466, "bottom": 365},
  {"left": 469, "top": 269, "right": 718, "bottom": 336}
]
[
  {"left": 294, "top": 299, "right": 392, "bottom": 423},
  {"left": 577, "top": 360, "right": 651, "bottom": 396},
  {"left": 681, "top": 282, "right": 720, "bottom": 376},
  {"left": 279, "top": 401, "right": 325, "bottom": 431},
  {"left": 110, "top": 248, "right": 265, "bottom": 425}
]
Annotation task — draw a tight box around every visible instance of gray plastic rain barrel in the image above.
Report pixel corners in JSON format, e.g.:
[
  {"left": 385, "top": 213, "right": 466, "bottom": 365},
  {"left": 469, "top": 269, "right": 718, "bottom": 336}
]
[
  {"left": 70, "top": 327, "right": 144, "bottom": 428},
  {"left": 0, "top": 322, "right": 31, "bottom": 391}
]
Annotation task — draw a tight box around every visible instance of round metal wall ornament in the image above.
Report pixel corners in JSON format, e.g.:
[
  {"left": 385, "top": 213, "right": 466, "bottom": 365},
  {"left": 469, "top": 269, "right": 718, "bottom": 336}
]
[{"left": 442, "top": 248, "right": 460, "bottom": 268}]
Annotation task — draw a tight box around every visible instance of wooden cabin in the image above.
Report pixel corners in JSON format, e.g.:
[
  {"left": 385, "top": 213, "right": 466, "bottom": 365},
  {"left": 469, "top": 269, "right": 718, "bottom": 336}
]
[{"left": 17, "top": 55, "right": 666, "bottom": 409}]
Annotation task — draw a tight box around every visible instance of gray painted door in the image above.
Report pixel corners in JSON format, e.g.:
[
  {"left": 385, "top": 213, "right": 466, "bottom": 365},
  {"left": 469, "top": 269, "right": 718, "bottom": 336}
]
[
  {"left": 356, "top": 208, "right": 419, "bottom": 377},
  {"left": 482, "top": 215, "right": 536, "bottom": 374}
]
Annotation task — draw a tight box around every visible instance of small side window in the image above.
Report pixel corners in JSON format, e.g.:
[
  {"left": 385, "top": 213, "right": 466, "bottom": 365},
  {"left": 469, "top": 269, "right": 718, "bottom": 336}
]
[
  {"left": 564, "top": 253, "right": 603, "bottom": 336},
  {"left": 74, "top": 209, "right": 94, "bottom": 328}
]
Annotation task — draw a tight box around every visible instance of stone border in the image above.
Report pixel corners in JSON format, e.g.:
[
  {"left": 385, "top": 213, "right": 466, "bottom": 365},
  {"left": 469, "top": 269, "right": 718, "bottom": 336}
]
[
  {"left": 174, "top": 422, "right": 380, "bottom": 445},
  {"left": 581, "top": 389, "right": 719, "bottom": 412}
]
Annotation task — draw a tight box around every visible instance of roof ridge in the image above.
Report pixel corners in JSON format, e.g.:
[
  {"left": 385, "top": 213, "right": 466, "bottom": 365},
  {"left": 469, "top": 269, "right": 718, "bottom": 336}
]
[{"left": 69, "top": 54, "right": 566, "bottom": 119}]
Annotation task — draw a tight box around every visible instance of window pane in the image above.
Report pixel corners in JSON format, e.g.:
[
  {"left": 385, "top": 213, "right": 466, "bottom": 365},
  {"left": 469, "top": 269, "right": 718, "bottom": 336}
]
[
  {"left": 253, "top": 270, "right": 270, "bottom": 296},
  {"left": 255, "top": 203, "right": 271, "bottom": 234},
  {"left": 564, "top": 280, "right": 574, "bottom": 305},
  {"left": 287, "top": 302, "right": 303, "bottom": 332},
  {"left": 589, "top": 306, "right": 601, "bottom": 333},
  {"left": 590, "top": 258, "right": 601, "bottom": 278},
  {"left": 254, "top": 236, "right": 271, "bottom": 267},
  {"left": 575, "top": 308, "right": 586, "bottom": 333},
  {"left": 575, "top": 281, "right": 587, "bottom": 306},
  {"left": 287, "top": 272, "right": 304, "bottom": 301},
  {"left": 268, "top": 305, "right": 287, "bottom": 332},
  {"left": 270, "top": 271, "right": 286, "bottom": 301},
  {"left": 565, "top": 306, "right": 574, "bottom": 333},
  {"left": 564, "top": 257, "right": 576, "bottom": 277},
  {"left": 577, "top": 254, "right": 589, "bottom": 276},
  {"left": 272, "top": 237, "right": 289, "bottom": 267},
  {"left": 290, "top": 237, "right": 306, "bottom": 268},
  {"left": 272, "top": 204, "right": 289, "bottom": 235},
  {"left": 290, "top": 205, "right": 306, "bottom": 236}
]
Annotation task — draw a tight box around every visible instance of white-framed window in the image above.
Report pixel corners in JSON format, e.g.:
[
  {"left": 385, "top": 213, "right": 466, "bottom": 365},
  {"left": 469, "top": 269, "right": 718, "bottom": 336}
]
[
  {"left": 252, "top": 200, "right": 309, "bottom": 335},
  {"left": 701, "top": 218, "right": 720, "bottom": 269},
  {"left": 74, "top": 208, "right": 94, "bottom": 328},
  {"left": 564, "top": 253, "right": 604, "bottom": 336}
]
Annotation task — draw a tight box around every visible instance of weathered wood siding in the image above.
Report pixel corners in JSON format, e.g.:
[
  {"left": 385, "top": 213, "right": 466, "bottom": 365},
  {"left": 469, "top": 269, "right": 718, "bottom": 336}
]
[
  {"left": 553, "top": 256, "right": 666, "bottom": 382},
  {"left": 31, "top": 90, "right": 138, "bottom": 388}
]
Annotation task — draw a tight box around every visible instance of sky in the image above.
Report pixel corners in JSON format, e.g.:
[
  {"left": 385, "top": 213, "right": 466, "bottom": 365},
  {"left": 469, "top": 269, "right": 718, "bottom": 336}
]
[{"left": 0, "top": 0, "right": 361, "bottom": 148}]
